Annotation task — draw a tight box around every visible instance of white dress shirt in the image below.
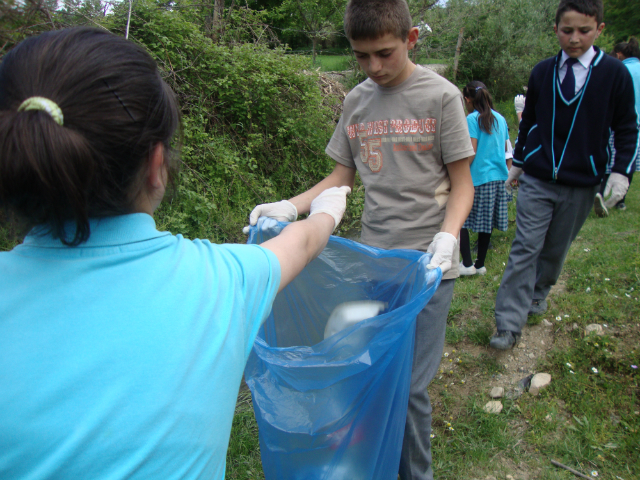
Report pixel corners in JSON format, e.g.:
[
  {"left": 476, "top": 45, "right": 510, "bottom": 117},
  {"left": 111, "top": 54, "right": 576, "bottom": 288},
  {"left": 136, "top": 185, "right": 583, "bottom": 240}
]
[{"left": 558, "top": 47, "right": 597, "bottom": 94}]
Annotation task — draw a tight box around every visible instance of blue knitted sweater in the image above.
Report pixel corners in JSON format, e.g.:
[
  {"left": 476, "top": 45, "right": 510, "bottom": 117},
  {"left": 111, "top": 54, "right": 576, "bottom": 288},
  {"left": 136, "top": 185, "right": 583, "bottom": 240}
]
[{"left": 513, "top": 47, "right": 639, "bottom": 186}]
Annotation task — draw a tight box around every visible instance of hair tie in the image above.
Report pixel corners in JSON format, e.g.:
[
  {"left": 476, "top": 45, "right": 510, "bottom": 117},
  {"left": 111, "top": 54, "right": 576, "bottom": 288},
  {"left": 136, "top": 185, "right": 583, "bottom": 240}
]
[
  {"left": 17, "top": 97, "right": 64, "bottom": 126},
  {"left": 475, "top": 86, "right": 483, "bottom": 92}
]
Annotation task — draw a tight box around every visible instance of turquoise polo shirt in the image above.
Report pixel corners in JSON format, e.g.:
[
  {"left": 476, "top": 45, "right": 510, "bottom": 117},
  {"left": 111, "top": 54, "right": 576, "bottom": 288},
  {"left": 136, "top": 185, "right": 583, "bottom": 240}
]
[
  {"left": 0, "top": 214, "right": 280, "bottom": 479},
  {"left": 467, "top": 110, "right": 509, "bottom": 186}
]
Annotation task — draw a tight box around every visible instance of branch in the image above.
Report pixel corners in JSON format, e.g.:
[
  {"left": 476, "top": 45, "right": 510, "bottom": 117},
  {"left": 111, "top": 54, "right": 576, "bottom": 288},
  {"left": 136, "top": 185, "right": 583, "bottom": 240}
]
[{"left": 550, "top": 460, "right": 595, "bottom": 480}]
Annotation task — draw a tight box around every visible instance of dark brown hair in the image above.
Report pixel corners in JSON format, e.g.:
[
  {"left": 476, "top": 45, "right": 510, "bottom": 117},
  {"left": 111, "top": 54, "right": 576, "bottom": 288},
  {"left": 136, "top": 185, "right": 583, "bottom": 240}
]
[
  {"left": 0, "top": 27, "right": 180, "bottom": 246},
  {"left": 614, "top": 37, "right": 640, "bottom": 60},
  {"left": 463, "top": 81, "right": 496, "bottom": 135},
  {"left": 555, "top": 0, "right": 603, "bottom": 26},
  {"left": 344, "top": 0, "right": 412, "bottom": 41}
]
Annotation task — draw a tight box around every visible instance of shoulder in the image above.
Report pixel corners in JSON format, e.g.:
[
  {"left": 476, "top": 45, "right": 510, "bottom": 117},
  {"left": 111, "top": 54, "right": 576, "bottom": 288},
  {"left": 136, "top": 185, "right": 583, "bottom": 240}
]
[
  {"left": 413, "top": 66, "right": 464, "bottom": 102},
  {"left": 466, "top": 111, "right": 479, "bottom": 121},
  {"left": 343, "top": 79, "right": 375, "bottom": 108},
  {"left": 492, "top": 110, "right": 507, "bottom": 122},
  {"left": 596, "top": 51, "right": 630, "bottom": 75},
  {"left": 531, "top": 54, "right": 558, "bottom": 76}
]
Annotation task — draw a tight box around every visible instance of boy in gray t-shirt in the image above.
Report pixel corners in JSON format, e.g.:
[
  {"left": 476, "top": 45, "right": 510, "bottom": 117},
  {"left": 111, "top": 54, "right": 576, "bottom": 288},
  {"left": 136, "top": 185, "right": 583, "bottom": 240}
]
[{"left": 246, "top": 1, "right": 474, "bottom": 478}]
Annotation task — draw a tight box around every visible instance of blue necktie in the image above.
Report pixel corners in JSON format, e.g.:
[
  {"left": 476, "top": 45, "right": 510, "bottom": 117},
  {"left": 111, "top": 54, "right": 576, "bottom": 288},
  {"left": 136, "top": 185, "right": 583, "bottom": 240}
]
[{"left": 561, "top": 58, "right": 579, "bottom": 99}]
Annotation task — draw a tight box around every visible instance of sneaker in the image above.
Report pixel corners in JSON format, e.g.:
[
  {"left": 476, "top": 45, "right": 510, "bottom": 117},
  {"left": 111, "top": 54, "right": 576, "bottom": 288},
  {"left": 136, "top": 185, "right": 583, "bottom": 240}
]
[
  {"left": 459, "top": 264, "right": 476, "bottom": 276},
  {"left": 616, "top": 202, "right": 626, "bottom": 210},
  {"left": 475, "top": 266, "right": 487, "bottom": 275},
  {"left": 528, "top": 299, "right": 547, "bottom": 315},
  {"left": 594, "top": 193, "right": 609, "bottom": 217},
  {"left": 489, "top": 330, "right": 521, "bottom": 350}
]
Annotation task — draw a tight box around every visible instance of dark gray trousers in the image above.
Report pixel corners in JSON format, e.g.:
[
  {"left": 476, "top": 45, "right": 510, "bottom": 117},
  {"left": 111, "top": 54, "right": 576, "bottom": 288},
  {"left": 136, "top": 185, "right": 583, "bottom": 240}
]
[
  {"left": 399, "top": 278, "right": 455, "bottom": 480},
  {"left": 495, "top": 174, "right": 598, "bottom": 333}
]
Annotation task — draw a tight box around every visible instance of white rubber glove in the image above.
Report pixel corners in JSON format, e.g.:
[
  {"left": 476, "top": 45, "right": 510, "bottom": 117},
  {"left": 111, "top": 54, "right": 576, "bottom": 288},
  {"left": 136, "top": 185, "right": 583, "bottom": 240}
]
[
  {"left": 603, "top": 172, "right": 629, "bottom": 208},
  {"left": 309, "top": 186, "right": 351, "bottom": 231},
  {"left": 514, "top": 95, "right": 525, "bottom": 114},
  {"left": 505, "top": 166, "right": 523, "bottom": 193},
  {"left": 243, "top": 199, "right": 298, "bottom": 234},
  {"left": 426, "top": 232, "right": 457, "bottom": 275}
]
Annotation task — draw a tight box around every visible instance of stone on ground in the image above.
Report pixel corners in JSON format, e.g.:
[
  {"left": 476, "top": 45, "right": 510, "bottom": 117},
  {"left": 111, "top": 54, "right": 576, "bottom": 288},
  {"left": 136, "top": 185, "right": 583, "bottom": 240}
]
[
  {"left": 484, "top": 401, "right": 503, "bottom": 414},
  {"left": 585, "top": 323, "right": 604, "bottom": 336},
  {"left": 529, "top": 373, "right": 551, "bottom": 395},
  {"left": 490, "top": 387, "right": 504, "bottom": 398}
]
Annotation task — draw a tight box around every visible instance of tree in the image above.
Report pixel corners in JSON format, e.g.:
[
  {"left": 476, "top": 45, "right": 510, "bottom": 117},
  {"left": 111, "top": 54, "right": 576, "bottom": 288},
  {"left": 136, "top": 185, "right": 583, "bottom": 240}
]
[
  {"left": 421, "top": 0, "right": 560, "bottom": 100},
  {"left": 0, "top": 0, "right": 58, "bottom": 56},
  {"left": 603, "top": 0, "right": 640, "bottom": 43},
  {"left": 277, "top": 0, "right": 346, "bottom": 64}
]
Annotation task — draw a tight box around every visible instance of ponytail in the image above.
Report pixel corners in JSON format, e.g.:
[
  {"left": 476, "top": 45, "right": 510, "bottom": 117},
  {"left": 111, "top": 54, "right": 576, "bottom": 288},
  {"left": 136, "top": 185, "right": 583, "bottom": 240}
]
[
  {"left": 622, "top": 37, "right": 640, "bottom": 60},
  {"left": 0, "top": 28, "right": 181, "bottom": 246},
  {"left": 463, "top": 81, "right": 495, "bottom": 134}
]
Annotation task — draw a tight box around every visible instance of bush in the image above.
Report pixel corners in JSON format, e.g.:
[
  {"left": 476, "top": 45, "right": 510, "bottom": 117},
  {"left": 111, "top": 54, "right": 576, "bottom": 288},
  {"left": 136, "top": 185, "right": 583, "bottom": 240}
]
[{"left": 105, "top": 1, "right": 341, "bottom": 243}]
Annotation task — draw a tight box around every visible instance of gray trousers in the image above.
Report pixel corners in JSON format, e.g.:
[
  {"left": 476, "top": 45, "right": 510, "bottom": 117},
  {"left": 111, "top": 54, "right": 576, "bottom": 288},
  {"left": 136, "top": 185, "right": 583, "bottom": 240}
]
[
  {"left": 399, "top": 278, "right": 455, "bottom": 480},
  {"left": 495, "top": 174, "right": 598, "bottom": 333}
]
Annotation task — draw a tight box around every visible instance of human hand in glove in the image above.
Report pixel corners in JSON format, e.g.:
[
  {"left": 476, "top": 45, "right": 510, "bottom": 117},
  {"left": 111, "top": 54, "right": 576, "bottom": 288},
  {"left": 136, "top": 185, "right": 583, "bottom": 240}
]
[
  {"left": 505, "top": 166, "right": 523, "bottom": 193},
  {"left": 426, "top": 232, "right": 457, "bottom": 275},
  {"left": 309, "top": 186, "right": 351, "bottom": 231},
  {"left": 514, "top": 95, "right": 525, "bottom": 114},
  {"left": 603, "top": 172, "right": 629, "bottom": 208},
  {"left": 243, "top": 199, "right": 298, "bottom": 234}
]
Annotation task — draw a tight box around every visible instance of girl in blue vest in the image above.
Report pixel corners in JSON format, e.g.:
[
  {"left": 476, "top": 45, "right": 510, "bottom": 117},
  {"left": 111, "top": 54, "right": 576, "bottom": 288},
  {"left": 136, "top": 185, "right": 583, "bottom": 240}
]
[
  {"left": 594, "top": 37, "right": 640, "bottom": 215},
  {"left": 459, "top": 81, "right": 511, "bottom": 276},
  {"left": 0, "top": 27, "right": 350, "bottom": 479}
]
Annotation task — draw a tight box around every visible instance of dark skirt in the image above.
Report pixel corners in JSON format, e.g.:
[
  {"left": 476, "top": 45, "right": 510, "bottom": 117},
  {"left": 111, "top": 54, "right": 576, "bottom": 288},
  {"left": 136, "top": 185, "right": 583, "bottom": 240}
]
[{"left": 463, "top": 180, "right": 512, "bottom": 233}]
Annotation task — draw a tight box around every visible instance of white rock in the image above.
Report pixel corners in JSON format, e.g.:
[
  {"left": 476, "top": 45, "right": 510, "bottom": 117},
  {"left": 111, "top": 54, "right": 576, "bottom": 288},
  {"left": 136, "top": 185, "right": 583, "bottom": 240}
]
[
  {"left": 543, "top": 319, "right": 553, "bottom": 326},
  {"left": 490, "top": 387, "right": 504, "bottom": 398},
  {"left": 506, "top": 476, "right": 515, "bottom": 480},
  {"left": 585, "top": 324, "right": 604, "bottom": 336},
  {"left": 518, "top": 342, "right": 526, "bottom": 349},
  {"left": 484, "top": 401, "right": 503, "bottom": 414},
  {"left": 529, "top": 373, "right": 552, "bottom": 395}
]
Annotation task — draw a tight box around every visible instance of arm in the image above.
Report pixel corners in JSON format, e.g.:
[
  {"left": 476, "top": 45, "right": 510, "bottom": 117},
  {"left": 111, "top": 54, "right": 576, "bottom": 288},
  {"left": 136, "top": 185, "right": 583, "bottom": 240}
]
[
  {"left": 288, "top": 163, "right": 356, "bottom": 215},
  {"left": 261, "top": 185, "right": 351, "bottom": 292},
  {"left": 261, "top": 213, "right": 335, "bottom": 293},
  {"left": 610, "top": 68, "right": 640, "bottom": 176},
  {"left": 245, "top": 163, "right": 355, "bottom": 230},
  {"left": 468, "top": 138, "right": 477, "bottom": 165},
  {"left": 513, "top": 73, "right": 538, "bottom": 167},
  {"left": 440, "top": 158, "right": 474, "bottom": 238},
  {"left": 426, "top": 157, "right": 474, "bottom": 273}
]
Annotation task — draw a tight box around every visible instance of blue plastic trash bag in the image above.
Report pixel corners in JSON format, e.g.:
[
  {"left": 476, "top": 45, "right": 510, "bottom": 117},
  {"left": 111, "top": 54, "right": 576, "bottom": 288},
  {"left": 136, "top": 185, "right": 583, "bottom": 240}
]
[{"left": 244, "top": 218, "right": 442, "bottom": 480}]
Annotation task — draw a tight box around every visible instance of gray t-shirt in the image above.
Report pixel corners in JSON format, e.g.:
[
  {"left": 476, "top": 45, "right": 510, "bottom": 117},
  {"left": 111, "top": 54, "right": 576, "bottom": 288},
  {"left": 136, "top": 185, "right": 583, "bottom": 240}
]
[{"left": 326, "top": 66, "right": 474, "bottom": 279}]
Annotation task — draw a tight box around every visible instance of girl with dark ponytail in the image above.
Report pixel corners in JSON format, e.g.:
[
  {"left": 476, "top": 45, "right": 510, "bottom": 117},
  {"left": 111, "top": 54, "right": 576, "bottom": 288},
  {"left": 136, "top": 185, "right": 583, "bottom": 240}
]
[
  {"left": 595, "top": 37, "right": 640, "bottom": 214},
  {"left": 0, "top": 27, "right": 349, "bottom": 479},
  {"left": 458, "top": 81, "right": 512, "bottom": 276}
]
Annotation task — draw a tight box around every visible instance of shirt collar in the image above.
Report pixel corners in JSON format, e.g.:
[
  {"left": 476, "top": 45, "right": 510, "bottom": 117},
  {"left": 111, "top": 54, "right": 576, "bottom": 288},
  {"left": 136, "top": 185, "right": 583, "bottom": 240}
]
[
  {"left": 560, "top": 46, "right": 597, "bottom": 69},
  {"left": 22, "top": 213, "right": 170, "bottom": 248}
]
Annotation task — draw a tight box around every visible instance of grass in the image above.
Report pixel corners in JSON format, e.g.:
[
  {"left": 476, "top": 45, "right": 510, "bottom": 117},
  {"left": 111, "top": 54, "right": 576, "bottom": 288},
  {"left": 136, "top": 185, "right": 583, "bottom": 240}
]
[
  {"left": 227, "top": 184, "right": 640, "bottom": 480},
  {"left": 308, "top": 54, "right": 450, "bottom": 72},
  {"left": 309, "top": 54, "right": 352, "bottom": 72}
]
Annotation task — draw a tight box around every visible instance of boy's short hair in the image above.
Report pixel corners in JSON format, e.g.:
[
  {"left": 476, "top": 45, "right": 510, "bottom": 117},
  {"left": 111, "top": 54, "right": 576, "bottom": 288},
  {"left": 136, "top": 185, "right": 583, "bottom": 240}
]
[
  {"left": 555, "top": 0, "right": 603, "bottom": 25},
  {"left": 344, "top": 0, "right": 412, "bottom": 41}
]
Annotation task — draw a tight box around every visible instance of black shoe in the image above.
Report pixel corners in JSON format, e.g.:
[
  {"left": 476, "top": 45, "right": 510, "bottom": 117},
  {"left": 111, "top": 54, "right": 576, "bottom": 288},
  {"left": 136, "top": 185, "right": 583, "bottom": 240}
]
[
  {"left": 616, "top": 202, "right": 626, "bottom": 211},
  {"left": 489, "top": 330, "right": 521, "bottom": 350},
  {"left": 528, "top": 299, "right": 547, "bottom": 316}
]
